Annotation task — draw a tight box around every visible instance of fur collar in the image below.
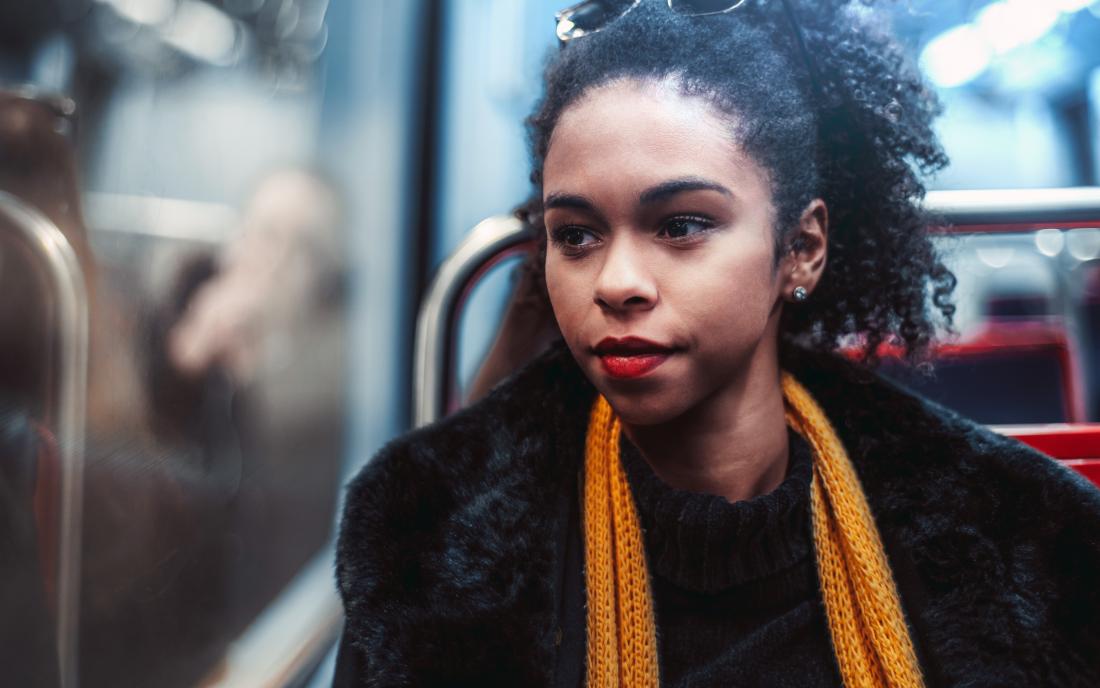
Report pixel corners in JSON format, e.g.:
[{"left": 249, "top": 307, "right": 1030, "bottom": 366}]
[{"left": 336, "top": 343, "right": 1100, "bottom": 686}]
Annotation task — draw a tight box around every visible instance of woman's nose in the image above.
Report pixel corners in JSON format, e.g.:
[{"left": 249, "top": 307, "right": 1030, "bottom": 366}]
[{"left": 593, "top": 236, "right": 658, "bottom": 313}]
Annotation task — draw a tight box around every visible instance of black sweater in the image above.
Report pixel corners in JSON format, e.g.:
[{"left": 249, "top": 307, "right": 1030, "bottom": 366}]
[
  {"left": 334, "top": 343, "right": 1100, "bottom": 686},
  {"left": 617, "top": 430, "right": 842, "bottom": 686}
]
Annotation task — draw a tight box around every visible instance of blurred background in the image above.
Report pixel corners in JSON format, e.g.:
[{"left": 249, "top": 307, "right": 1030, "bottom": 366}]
[{"left": 0, "top": 0, "right": 1098, "bottom": 686}]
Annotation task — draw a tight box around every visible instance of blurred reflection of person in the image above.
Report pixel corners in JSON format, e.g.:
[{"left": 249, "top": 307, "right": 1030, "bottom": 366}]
[
  {"left": 135, "top": 168, "right": 349, "bottom": 674},
  {"left": 0, "top": 88, "right": 151, "bottom": 438},
  {"left": 154, "top": 167, "right": 349, "bottom": 628},
  {"left": 0, "top": 87, "right": 93, "bottom": 688},
  {"left": 0, "top": 87, "right": 236, "bottom": 688},
  {"left": 166, "top": 167, "right": 344, "bottom": 389}
]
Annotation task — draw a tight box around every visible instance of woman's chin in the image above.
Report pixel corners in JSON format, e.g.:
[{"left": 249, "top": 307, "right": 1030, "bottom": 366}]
[{"left": 600, "top": 389, "right": 691, "bottom": 427}]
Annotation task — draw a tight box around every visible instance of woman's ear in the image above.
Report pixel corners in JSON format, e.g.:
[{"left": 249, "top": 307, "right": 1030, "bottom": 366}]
[{"left": 780, "top": 199, "right": 828, "bottom": 303}]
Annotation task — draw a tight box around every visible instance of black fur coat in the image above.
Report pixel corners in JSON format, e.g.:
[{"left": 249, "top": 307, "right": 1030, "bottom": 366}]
[{"left": 334, "top": 344, "right": 1100, "bottom": 687}]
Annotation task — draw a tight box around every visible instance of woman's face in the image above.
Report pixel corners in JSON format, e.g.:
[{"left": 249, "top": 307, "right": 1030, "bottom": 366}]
[{"left": 543, "top": 78, "right": 800, "bottom": 426}]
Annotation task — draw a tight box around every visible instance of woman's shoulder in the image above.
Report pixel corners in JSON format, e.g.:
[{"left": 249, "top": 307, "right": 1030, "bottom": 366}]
[
  {"left": 339, "top": 342, "right": 588, "bottom": 516},
  {"left": 336, "top": 342, "right": 588, "bottom": 562},
  {"left": 333, "top": 342, "right": 590, "bottom": 684},
  {"left": 790, "top": 346, "right": 1100, "bottom": 684},
  {"left": 786, "top": 345, "right": 1100, "bottom": 513},
  {"left": 787, "top": 344, "right": 1100, "bottom": 578}
]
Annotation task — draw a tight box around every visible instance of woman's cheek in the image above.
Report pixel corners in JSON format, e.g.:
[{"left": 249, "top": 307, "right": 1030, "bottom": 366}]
[{"left": 545, "top": 265, "right": 579, "bottom": 338}]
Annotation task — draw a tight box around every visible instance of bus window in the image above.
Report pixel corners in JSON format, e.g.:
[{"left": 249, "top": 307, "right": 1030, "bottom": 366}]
[{"left": 1, "top": 1, "right": 429, "bottom": 685}]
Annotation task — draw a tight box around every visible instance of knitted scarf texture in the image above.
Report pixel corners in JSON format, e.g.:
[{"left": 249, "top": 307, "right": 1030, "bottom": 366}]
[{"left": 582, "top": 372, "right": 925, "bottom": 688}]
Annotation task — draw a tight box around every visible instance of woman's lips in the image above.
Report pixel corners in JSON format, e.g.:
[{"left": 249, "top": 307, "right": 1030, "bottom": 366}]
[
  {"left": 599, "top": 353, "right": 670, "bottom": 379},
  {"left": 592, "top": 336, "right": 675, "bottom": 380}
]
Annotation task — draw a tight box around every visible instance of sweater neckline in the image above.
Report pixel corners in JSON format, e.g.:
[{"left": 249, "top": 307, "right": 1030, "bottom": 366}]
[{"left": 619, "top": 428, "right": 814, "bottom": 594}]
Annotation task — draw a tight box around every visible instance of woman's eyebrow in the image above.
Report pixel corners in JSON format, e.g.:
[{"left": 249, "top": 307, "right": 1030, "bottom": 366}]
[
  {"left": 544, "top": 192, "right": 596, "bottom": 211},
  {"left": 544, "top": 178, "right": 730, "bottom": 212},
  {"left": 639, "top": 177, "right": 733, "bottom": 205}
]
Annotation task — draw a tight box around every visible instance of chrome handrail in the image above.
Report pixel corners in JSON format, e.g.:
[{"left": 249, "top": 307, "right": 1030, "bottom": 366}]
[
  {"left": 926, "top": 187, "right": 1100, "bottom": 226},
  {"left": 413, "top": 215, "right": 531, "bottom": 427},
  {"left": 0, "top": 191, "right": 89, "bottom": 688},
  {"left": 414, "top": 188, "right": 1100, "bottom": 427}
]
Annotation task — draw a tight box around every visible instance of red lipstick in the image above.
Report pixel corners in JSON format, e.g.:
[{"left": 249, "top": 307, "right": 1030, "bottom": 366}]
[{"left": 593, "top": 337, "right": 675, "bottom": 380}]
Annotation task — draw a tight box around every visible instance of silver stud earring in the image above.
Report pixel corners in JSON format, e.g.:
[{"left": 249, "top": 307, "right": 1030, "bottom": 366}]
[{"left": 792, "top": 286, "right": 808, "bottom": 302}]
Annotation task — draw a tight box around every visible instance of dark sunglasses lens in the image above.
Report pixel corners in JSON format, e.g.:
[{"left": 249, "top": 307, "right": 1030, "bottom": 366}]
[
  {"left": 558, "top": 0, "right": 636, "bottom": 40},
  {"left": 668, "top": 0, "right": 745, "bottom": 16}
]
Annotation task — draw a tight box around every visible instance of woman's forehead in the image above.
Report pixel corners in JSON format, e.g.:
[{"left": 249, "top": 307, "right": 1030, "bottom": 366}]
[
  {"left": 554, "top": 77, "right": 734, "bottom": 141},
  {"left": 543, "top": 78, "right": 768, "bottom": 203}
]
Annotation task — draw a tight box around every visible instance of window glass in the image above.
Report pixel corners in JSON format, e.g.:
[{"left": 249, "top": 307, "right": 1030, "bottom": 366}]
[{"left": 0, "top": 1, "right": 424, "bottom": 685}]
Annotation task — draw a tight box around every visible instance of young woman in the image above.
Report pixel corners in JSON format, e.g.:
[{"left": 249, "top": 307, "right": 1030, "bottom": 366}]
[{"left": 334, "top": 1, "right": 1100, "bottom": 686}]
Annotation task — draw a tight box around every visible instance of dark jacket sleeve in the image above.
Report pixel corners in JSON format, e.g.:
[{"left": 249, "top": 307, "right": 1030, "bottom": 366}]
[
  {"left": 952, "top": 422, "right": 1100, "bottom": 685},
  {"left": 331, "top": 424, "right": 478, "bottom": 687},
  {"left": 1023, "top": 453, "right": 1100, "bottom": 682},
  {"left": 329, "top": 360, "right": 572, "bottom": 686},
  {"left": 332, "top": 438, "right": 413, "bottom": 687}
]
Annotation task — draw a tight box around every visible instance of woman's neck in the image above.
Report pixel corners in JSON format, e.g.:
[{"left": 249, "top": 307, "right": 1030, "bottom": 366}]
[{"left": 620, "top": 349, "right": 790, "bottom": 504}]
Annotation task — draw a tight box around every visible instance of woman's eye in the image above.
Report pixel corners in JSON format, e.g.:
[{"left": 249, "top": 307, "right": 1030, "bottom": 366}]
[
  {"left": 658, "top": 217, "right": 712, "bottom": 240},
  {"left": 551, "top": 226, "right": 599, "bottom": 249}
]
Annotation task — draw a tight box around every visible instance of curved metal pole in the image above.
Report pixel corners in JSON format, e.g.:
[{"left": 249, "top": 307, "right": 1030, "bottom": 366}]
[
  {"left": 926, "top": 187, "right": 1100, "bottom": 226},
  {"left": 413, "top": 216, "right": 529, "bottom": 428},
  {"left": 414, "top": 188, "right": 1100, "bottom": 427},
  {"left": 0, "top": 191, "right": 89, "bottom": 688}
]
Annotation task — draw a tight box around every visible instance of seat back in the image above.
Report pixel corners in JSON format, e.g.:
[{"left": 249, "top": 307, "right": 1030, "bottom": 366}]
[{"left": 875, "top": 320, "right": 1083, "bottom": 425}]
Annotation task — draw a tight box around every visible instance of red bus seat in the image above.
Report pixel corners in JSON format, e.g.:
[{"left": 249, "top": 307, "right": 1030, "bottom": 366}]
[{"left": 875, "top": 319, "right": 1085, "bottom": 425}]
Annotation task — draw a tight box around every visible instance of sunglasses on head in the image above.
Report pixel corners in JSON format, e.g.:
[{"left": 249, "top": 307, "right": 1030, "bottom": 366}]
[
  {"left": 555, "top": 0, "right": 747, "bottom": 43},
  {"left": 553, "top": 0, "right": 822, "bottom": 105}
]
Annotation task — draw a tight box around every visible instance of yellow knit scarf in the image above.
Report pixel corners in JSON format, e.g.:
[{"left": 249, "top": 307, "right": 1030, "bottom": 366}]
[{"left": 582, "top": 372, "right": 925, "bottom": 688}]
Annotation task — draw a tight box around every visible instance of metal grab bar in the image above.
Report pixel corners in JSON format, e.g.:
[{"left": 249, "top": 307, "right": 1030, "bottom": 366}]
[
  {"left": 927, "top": 187, "right": 1100, "bottom": 227},
  {"left": 413, "top": 215, "right": 531, "bottom": 427},
  {"left": 414, "top": 188, "right": 1100, "bottom": 427},
  {"left": 0, "top": 191, "right": 89, "bottom": 688}
]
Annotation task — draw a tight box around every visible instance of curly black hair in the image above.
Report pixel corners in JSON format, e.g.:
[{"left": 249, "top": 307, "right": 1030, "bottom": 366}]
[{"left": 518, "top": 0, "right": 957, "bottom": 363}]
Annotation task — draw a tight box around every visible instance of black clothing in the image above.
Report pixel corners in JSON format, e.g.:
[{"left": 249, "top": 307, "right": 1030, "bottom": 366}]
[
  {"left": 621, "top": 430, "right": 815, "bottom": 594},
  {"left": 334, "top": 343, "right": 1100, "bottom": 686},
  {"left": 616, "top": 431, "right": 842, "bottom": 686}
]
